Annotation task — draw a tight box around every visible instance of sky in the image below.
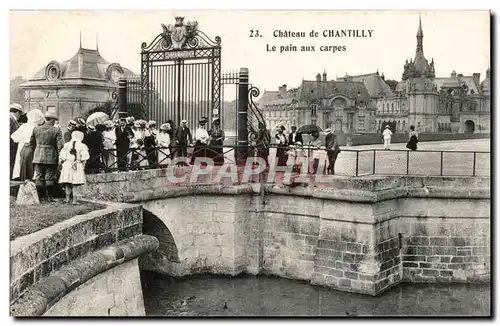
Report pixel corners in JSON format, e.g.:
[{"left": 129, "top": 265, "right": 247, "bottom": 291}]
[{"left": 10, "top": 10, "right": 491, "bottom": 94}]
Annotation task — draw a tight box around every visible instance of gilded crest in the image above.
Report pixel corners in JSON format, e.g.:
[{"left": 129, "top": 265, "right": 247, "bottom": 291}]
[{"left": 161, "top": 17, "right": 199, "bottom": 49}]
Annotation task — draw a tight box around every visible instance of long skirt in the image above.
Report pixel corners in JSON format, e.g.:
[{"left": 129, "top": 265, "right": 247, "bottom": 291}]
[
  {"left": 276, "top": 147, "right": 288, "bottom": 167},
  {"left": 191, "top": 141, "right": 208, "bottom": 165},
  {"left": 157, "top": 147, "right": 171, "bottom": 167},
  {"left": 209, "top": 140, "right": 224, "bottom": 165},
  {"left": 18, "top": 144, "right": 34, "bottom": 181}
]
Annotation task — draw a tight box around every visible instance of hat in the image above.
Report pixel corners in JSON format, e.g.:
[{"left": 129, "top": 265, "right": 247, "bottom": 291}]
[
  {"left": 68, "top": 120, "right": 77, "bottom": 127},
  {"left": 295, "top": 141, "right": 302, "bottom": 146},
  {"left": 324, "top": 128, "right": 332, "bottom": 135},
  {"left": 87, "top": 125, "right": 96, "bottom": 131},
  {"left": 45, "top": 111, "right": 58, "bottom": 120},
  {"left": 160, "top": 123, "right": 169, "bottom": 131},
  {"left": 212, "top": 118, "right": 220, "bottom": 125},
  {"left": 148, "top": 120, "right": 157, "bottom": 127},
  {"left": 76, "top": 117, "right": 86, "bottom": 126},
  {"left": 198, "top": 119, "right": 207, "bottom": 125},
  {"left": 385, "top": 125, "right": 390, "bottom": 129},
  {"left": 280, "top": 126, "right": 285, "bottom": 131},
  {"left": 139, "top": 120, "right": 147, "bottom": 127},
  {"left": 10, "top": 103, "right": 23, "bottom": 113},
  {"left": 181, "top": 119, "right": 187, "bottom": 123}
]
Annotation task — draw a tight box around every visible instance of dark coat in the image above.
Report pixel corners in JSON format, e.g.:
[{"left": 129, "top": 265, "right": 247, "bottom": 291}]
[
  {"left": 288, "top": 132, "right": 303, "bottom": 145},
  {"left": 325, "top": 133, "right": 341, "bottom": 153},
  {"left": 30, "top": 124, "right": 64, "bottom": 165},
  {"left": 175, "top": 126, "right": 192, "bottom": 145},
  {"left": 115, "top": 126, "right": 134, "bottom": 148}
]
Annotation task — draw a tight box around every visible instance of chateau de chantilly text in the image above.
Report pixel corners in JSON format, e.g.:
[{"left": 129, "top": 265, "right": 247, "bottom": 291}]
[{"left": 249, "top": 29, "right": 374, "bottom": 54}]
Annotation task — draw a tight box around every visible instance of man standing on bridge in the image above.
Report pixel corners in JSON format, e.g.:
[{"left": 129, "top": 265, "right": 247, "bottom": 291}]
[{"left": 382, "top": 125, "right": 393, "bottom": 150}]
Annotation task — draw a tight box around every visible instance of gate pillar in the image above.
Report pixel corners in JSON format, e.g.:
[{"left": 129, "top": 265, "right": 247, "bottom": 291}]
[
  {"left": 236, "top": 68, "right": 249, "bottom": 165},
  {"left": 118, "top": 78, "right": 128, "bottom": 119}
]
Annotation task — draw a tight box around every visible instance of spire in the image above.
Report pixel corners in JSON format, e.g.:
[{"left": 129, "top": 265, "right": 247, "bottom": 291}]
[
  {"left": 416, "top": 13, "right": 424, "bottom": 55},
  {"left": 96, "top": 34, "right": 99, "bottom": 52},
  {"left": 79, "top": 31, "right": 82, "bottom": 49}
]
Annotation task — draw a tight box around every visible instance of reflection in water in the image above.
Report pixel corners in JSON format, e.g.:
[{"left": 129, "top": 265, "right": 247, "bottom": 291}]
[{"left": 141, "top": 272, "right": 490, "bottom": 317}]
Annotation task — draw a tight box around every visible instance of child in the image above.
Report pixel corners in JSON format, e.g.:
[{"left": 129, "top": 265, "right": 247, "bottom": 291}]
[{"left": 59, "top": 131, "right": 89, "bottom": 204}]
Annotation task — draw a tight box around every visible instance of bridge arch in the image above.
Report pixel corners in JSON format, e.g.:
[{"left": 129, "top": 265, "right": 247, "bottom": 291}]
[{"left": 142, "top": 209, "right": 180, "bottom": 263}]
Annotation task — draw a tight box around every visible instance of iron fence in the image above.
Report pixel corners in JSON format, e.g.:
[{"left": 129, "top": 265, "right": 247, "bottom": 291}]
[{"left": 84, "top": 146, "right": 490, "bottom": 178}]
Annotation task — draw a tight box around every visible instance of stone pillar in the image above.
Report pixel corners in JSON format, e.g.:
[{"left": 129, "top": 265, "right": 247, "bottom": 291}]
[
  {"left": 118, "top": 78, "right": 128, "bottom": 119},
  {"left": 237, "top": 68, "right": 249, "bottom": 165}
]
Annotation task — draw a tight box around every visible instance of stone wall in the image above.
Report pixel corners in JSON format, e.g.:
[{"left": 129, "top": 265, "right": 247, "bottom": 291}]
[
  {"left": 10, "top": 201, "right": 142, "bottom": 304},
  {"left": 44, "top": 259, "right": 145, "bottom": 316},
  {"left": 11, "top": 235, "right": 159, "bottom": 316},
  {"left": 80, "top": 171, "right": 490, "bottom": 296}
]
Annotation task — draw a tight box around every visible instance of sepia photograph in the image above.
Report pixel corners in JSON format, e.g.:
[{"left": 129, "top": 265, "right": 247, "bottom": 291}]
[{"left": 8, "top": 9, "right": 491, "bottom": 318}]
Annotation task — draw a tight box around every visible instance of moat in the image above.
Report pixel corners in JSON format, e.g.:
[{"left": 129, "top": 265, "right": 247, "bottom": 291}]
[{"left": 141, "top": 272, "right": 490, "bottom": 317}]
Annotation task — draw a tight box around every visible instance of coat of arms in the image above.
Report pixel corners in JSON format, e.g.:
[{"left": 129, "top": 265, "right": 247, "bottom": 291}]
[{"left": 161, "top": 17, "right": 198, "bottom": 49}]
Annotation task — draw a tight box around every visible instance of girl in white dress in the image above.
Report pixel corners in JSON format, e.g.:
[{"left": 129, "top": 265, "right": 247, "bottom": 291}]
[{"left": 59, "top": 131, "right": 89, "bottom": 204}]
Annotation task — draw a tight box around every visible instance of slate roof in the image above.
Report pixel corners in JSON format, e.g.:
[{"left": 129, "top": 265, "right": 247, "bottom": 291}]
[
  {"left": 21, "top": 47, "right": 136, "bottom": 88},
  {"left": 341, "top": 72, "right": 395, "bottom": 98}
]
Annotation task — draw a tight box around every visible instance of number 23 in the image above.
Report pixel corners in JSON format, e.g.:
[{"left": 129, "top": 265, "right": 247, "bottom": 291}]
[{"left": 249, "top": 30, "right": 261, "bottom": 37}]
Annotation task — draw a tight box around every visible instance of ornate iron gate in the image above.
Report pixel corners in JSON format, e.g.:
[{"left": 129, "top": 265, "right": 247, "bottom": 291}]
[{"left": 140, "top": 17, "right": 221, "bottom": 130}]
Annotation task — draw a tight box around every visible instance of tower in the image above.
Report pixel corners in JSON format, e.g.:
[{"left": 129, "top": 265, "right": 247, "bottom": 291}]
[{"left": 405, "top": 14, "right": 438, "bottom": 132}]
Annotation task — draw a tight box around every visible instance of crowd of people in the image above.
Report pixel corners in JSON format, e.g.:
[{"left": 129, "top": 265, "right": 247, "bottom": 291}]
[{"left": 251, "top": 124, "right": 342, "bottom": 175}]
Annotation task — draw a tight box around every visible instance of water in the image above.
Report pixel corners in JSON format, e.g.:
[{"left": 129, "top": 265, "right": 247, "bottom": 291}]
[{"left": 141, "top": 272, "right": 490, "bottom": 317}]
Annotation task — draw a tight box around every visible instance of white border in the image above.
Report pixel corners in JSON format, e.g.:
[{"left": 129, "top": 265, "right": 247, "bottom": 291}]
[{"left": 2, "top": 1, "right": 497, "bottom": 325}]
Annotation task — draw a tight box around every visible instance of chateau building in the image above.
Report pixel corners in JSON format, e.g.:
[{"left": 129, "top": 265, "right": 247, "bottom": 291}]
[
  {"left": 260, "top": 15, "right": 490, "bottom": 134},
  {"left": 20, "top": 43, "right": 136, "bottom": 127}
]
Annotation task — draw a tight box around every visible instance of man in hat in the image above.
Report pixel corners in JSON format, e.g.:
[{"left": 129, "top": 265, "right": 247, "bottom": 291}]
[
  {"left": 325, "top": 128, "right": 341, "bottom": 175},
  {"left": 115, "top": 118, "right": 134, "bottom": 171},
  {"left": 10, "top": 103, "right": 23, "bottom": 179},
  {"left": 64, "top": 120, "right": 78, "bottom": 142},
  {"left": 30, "top": 111, "right": 64, "bottom": 200},
  {"left": 382, "top": 125, "right": 393, "bottom": 150},
  {"left": 175, "top": 119, "right": 192, "bottom": 165},
  {"left": 288, "top": 125, "right": 303, "bottom": 147}
]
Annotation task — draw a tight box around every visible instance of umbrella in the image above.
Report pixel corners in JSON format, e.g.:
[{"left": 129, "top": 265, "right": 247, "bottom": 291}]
[
  {"left": 296, "top": 124, "right": 322, "bottom": 134},
  {"left": 86, "top": 112, "right": 109, "bottom": 127}
]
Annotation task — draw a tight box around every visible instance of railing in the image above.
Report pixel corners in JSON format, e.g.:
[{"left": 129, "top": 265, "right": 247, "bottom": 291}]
[{"left": 84, "top": 145, "right": 490, "bottom": 178}]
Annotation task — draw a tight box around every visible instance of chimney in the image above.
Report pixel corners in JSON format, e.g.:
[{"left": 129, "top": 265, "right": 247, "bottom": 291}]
[
  {"left": 457, "top": 73, "right": 463, "bottom": 78},
  {"left": 279, "top": 84, "right": 287, "bottom": 96},
  {"left": 322, "top": 71, "right": 327, "bottom": 82},
  {"left": 473, "top": 73, "right": 480, "bottom": 85},
  {"left": 381, "top": 73, "right": 385, "bottom": 81},
  {"left": 316, "top": 73, "right": 321, "bottom": 83}
]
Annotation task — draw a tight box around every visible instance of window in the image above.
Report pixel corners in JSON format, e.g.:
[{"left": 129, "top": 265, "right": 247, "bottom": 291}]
[
  {"left": 383, "top": 103, "right": 385, "bottom": 112},
  {"left": 391, "top": 103, "right": 394, "bottom": 112},
  {"left": 310, "top": 104, "right": 317, "bottom": 117},
  {"left": 358, "top": 116, "right": 365, "bottom": 130},
  {"left": 323, "top": 112, "right": 330, "bottom": 129},
  {"left": 46, "top": 106, "right": 56, "bottom": 113}
]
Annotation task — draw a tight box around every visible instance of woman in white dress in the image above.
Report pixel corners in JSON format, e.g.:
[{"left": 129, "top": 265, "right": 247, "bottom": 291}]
[
  {"left": 102, "top": 120, "right": 117, "bottom": 170},
  {"left": 157, "top": 124, "right": 171, "bottom": 167},
  {"left": 11, "top": 109, "right": 45, "bottom": 181},
  {"left": 58, "top": 131, "right": 89, "bottom": 204}
]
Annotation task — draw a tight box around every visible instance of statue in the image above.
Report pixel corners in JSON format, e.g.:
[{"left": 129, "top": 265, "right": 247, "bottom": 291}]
[{"left": 161, "top": 17, "right": 199, "bottom": 49}]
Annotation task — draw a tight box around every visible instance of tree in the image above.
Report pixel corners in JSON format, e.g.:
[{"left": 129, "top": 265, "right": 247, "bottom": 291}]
[
  {"left": 10, "top": 76, "right": 26, "bottom": 104},
  {"left": 385, "top": 79, "right": 398, "bottom": 93}
]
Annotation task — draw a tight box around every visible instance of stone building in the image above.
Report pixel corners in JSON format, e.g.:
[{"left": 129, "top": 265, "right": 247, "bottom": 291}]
[
  {"left": 261, "top": 72, "right": 376, "bottom": 133},
  {"left": 20, "top": 44, "right": 136, "bottom": 127},
  {"left": 261, "top": 15, "right": 490, "bottom": 134}
]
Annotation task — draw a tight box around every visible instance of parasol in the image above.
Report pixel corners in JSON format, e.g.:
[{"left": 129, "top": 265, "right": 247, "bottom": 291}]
[
  {"left": 86, "top": 112, "right": 109, "bottom": 128},
  {"left": 296, "top": 124, "right": 322, "bottom": 135}
]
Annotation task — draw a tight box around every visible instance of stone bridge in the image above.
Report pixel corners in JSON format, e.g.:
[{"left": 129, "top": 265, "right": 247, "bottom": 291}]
[{"left": 78, "top": 168, "right": 490, "bottom": 296}]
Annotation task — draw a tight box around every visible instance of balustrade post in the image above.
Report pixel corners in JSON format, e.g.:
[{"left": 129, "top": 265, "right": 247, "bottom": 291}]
[
  {"left": 118, "top": 78, "right": 128, "bottom": 119},
  {"left": 237, "top": 67, "right": 249, "bottom": 165}
]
